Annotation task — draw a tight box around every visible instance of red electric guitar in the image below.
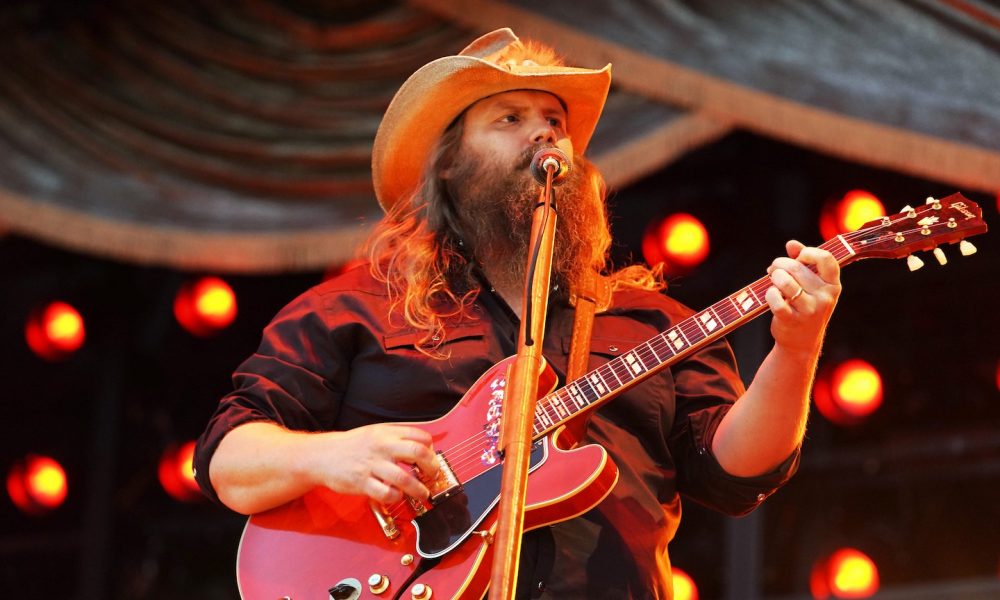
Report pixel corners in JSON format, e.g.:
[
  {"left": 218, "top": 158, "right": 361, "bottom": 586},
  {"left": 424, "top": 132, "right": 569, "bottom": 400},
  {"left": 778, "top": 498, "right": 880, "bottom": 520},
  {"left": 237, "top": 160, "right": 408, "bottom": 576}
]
[{"left": 236, "top": 194, "right": 986, "bottom": 600}]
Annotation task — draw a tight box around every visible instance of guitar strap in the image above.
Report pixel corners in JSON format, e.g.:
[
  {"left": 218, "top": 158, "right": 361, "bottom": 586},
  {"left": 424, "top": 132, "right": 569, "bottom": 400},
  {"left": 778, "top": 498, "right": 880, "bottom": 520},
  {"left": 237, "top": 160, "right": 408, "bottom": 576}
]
[{"left": 562, "top": 269, "right": 613, "bottom": 447}]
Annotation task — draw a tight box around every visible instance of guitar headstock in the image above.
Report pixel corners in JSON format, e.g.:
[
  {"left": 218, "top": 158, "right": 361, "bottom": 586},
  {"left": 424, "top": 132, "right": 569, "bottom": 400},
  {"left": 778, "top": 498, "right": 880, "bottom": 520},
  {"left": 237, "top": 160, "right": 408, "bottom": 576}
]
[{"left": 842, "top": 193, "right": 988, "bottom": 263}]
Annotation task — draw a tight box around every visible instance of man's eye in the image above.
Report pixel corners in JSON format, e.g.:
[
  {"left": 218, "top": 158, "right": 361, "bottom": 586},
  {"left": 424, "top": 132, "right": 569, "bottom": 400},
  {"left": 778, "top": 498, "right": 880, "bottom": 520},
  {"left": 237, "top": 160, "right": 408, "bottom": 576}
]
[
  {"left": 500, "top": 114, "right": 519, "bottom": 123},
  {"left": 548, "top": 117, "right": 563, "bottom": 128}
]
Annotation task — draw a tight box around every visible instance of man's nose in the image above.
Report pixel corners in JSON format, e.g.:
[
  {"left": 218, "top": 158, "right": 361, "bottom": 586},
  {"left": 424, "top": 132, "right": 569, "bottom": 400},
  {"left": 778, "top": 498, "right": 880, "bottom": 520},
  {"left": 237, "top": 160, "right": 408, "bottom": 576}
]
[{"left": 530, "top": 121, "right": 557, "bottom": 145}]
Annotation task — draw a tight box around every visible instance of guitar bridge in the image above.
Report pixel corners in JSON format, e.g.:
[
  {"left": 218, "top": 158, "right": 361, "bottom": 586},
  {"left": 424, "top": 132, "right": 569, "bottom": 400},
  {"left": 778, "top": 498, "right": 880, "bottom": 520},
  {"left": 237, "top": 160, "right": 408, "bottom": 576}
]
[{"left": 423, "top": 451, "right": 462, "bottom": 503}]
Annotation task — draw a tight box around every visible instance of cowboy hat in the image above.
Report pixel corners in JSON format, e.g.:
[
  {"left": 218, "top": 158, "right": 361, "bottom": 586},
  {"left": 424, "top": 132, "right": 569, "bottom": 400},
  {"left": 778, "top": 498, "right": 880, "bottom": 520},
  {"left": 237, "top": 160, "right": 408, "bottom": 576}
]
[{"left": 372, "top": 28, "right": 611, "bottom": 212}]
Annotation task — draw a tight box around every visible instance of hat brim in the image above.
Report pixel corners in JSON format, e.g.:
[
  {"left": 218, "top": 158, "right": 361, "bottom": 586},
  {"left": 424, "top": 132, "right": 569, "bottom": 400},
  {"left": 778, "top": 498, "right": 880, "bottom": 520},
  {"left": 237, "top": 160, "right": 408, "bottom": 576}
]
[{"left": 372, "top": 54, "right": 611, "bottom": 212}]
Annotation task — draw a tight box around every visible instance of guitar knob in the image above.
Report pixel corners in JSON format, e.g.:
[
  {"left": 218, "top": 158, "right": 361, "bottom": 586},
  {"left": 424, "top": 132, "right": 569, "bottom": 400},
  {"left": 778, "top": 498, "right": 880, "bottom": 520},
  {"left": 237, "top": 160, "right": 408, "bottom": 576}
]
[
  {"left": 411, "top": 583, "right": 433, "bottom": 600},
  {"left": 368, "top": 573, "right": 390, "bottom": 594},
  {"left": 932, "top": 247, "right": 947, "bottom": 265}
]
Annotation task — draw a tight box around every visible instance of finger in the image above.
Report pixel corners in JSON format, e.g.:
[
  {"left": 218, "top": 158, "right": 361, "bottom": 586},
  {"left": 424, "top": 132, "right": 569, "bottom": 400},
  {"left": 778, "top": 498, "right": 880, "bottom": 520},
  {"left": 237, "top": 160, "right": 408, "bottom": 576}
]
[
  {"left": 374, "top": 462, "right": 430, "bottom": 501},
  {"left": 392, "top": 425, "right": 434, "bottom": 447},
  {"left": 770, "top": 256, "right": 825, "bottom": 291},
  {"left": 388, "top": 438, "right": 438, "bottom": 478},
  {"left": 366, "top": 477, "right": 401, "bottom": 505},
  {"left": 785, "top": 239, "right": 806, "bottom": 259},
  {"left": 792, "top": 246, "right": 841, "bottom": 285},
  {"left": 769, "top": 268, "right": 802, "bottom": 300},
  {"left": 765, "top": 285, "right": 795, "bottom": 317}
]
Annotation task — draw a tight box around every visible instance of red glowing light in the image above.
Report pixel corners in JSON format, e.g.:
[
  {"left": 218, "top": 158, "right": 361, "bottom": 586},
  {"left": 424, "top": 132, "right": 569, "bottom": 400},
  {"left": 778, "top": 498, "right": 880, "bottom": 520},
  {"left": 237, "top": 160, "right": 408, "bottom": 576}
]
[
  {"left": 6, "top": 455, "right": 68, "bottom": 515},
  {"left": 671, "top": 567, "right": 699, "bottom": 600},
  {"left": 814, "top": 359, "right": 883, "bottom": 426},
  {"left": 642, "top": 213, "right": 710, "bottom": 274},
  {"left": 174, "top": 276, "right": 237, "bottom": 337},
  {"left": 158, "top": 441, "right": 202, "bottom": 503},
  {"left": 995, "top": 358, "right": 1000, "bottom": 393},
  {"left": 811, "top": 547, "right": 879, "bottom": 599},
  {"left": 25, "top": 301, "right": 85, "bottom": 361},
  {"left": 820, "top": 190, "right": 886, "bottom": 241}
]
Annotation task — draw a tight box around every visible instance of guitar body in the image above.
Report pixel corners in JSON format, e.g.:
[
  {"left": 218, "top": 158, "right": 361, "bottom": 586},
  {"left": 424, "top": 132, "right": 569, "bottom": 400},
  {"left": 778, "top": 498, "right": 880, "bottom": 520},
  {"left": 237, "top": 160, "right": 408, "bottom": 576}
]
[{"left": 236, "top": 356, "right": 620, "bottom": 600}]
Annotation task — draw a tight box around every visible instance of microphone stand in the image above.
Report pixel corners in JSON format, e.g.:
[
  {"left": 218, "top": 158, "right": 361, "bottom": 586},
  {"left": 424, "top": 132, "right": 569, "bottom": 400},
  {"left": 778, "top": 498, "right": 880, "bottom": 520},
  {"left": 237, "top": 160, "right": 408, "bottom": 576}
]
[{"left": 489, "top": 162, "right": 560, "bottom": 600}]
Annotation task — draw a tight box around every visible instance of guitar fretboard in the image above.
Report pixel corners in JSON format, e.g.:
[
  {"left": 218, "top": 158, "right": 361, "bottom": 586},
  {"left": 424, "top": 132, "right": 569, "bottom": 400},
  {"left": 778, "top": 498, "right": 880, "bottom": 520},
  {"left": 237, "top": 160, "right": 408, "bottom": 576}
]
[{"left": 531, "top": 236, "right": 856, "bottom": 438}]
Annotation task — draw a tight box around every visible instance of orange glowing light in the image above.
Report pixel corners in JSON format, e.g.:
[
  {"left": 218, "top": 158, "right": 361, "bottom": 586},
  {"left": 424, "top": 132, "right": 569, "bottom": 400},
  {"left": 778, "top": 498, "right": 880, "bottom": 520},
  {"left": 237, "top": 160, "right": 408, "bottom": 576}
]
[
  {"left": 814, "top": 359, "right": 883, "bottom": 425},
  {"left": 6, "top": 455, "right": 68, "bottom": 515},
  {"left": 158, "top": 441, "right": 202, "bottom": 502},
  {"left": 174, "top": 276, "right": 237, "bottom": 336},
  {"left": 811, "top": 547, "right": 879, "bottom": 599},
  {"left": 671, "top": 567, "right": 699, "bottom": 600},
  {"left": 25, "top": 301, "right": 85, "bottom": 361},
  {"left": 995, "top": 358, "right": 1000, "bottom": 393},
  {"left": 820, "top": 190, "right": 886, "bottom": 241},
  {"left": 642, "top": 213, "right": 710, "bottom": 273}
]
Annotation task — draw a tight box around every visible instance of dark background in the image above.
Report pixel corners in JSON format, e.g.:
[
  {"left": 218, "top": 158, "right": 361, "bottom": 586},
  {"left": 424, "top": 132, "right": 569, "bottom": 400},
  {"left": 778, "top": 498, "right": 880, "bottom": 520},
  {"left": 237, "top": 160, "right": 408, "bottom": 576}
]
[{"left": 2, "top": 131, "right": 998, "bottom": 599}]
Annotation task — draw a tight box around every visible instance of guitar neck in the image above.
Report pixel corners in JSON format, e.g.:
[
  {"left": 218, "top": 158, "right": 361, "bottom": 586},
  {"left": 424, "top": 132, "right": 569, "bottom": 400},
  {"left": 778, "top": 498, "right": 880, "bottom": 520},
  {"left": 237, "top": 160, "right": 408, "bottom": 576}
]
[{"left": 530, "top": 236, "right": 858, "bottom": 439}]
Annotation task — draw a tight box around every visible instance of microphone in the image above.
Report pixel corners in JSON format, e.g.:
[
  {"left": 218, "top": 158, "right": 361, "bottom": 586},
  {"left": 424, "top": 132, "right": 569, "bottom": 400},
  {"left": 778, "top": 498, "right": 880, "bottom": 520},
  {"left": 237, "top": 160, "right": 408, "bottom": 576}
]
[{"left": 529, "top": 148, "right": 571, "bottom": 186}]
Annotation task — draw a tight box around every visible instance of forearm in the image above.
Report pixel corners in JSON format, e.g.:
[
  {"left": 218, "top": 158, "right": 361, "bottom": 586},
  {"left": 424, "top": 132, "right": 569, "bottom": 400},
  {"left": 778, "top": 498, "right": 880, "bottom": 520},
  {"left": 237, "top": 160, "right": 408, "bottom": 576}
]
[
  {"left": 208, "top": 420, "right": 439, "bottom": 515},
  {"left": 711, "top": 344, "right": 816, "bottom": 477},
  {"left": 208, "top": 422, "right": 324, "bottom": 515}
]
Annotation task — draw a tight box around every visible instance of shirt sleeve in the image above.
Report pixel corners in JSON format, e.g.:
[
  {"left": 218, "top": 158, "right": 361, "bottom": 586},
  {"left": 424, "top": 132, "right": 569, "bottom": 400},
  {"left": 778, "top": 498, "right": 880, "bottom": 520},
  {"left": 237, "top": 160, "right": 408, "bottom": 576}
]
[
  {"left": 192, "top": 288, "right": 350, "bottom": 505},
  {"left": 667, "top": 337, "right": 800, "bottom": 516}
]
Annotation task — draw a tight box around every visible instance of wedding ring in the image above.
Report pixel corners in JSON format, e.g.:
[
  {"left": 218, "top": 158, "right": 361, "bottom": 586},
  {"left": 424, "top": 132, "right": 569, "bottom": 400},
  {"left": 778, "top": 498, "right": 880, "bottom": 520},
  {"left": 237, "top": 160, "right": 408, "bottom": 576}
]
[{"left": 788, "top": 287, "right": 804, "bottom": 303}]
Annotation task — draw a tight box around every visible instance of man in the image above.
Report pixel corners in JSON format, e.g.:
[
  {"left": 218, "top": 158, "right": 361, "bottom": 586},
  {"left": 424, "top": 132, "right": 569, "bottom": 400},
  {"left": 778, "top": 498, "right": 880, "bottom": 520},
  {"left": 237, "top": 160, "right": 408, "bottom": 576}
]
[{"left": 194, "top": 28, "right": 841, "bottom": 599}]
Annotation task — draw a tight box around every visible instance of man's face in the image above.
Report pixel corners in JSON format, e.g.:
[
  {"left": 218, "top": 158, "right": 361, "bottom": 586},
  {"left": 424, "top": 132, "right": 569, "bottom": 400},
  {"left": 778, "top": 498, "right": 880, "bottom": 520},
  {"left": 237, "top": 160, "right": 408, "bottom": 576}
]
[{"left": 443, "top": 90, "right": 608, "bottom": 293}]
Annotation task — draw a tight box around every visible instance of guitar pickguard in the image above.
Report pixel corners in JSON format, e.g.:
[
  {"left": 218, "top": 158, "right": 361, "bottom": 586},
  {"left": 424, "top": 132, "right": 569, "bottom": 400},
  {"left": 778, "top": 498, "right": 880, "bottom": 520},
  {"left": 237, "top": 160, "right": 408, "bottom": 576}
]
[{"left": 413, "top": 439, "right": 548, "bottom": 558}]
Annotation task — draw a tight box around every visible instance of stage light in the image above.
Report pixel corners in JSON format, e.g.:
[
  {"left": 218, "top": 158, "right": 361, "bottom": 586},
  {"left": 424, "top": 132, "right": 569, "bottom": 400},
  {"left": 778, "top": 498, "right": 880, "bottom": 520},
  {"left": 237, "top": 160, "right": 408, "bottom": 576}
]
[
  {"left": 6, "top": 454, "right": 68, "bottom": 515},
  {"left": 158, "top": 440, "right": 202, "bottom": 502},
  {"left": 671, "top": 567, "right": 699, "bottom": 600},
  {"left": 820, "top": 190, "right": 886, "bottom": 241},
  {"left": 810, "top": 547, "right": 879, "bottom": 599},
  {"left": 814, "top": 359, "right": 883, "bottom": 426},
  {"left": 174, "top": 276, "right": 237, "bottom": 337},
  {"left": 25, "top": 301, "right": 85, "bottom": 361},
  {"left": 642, "top": 213, "right": 710, "bottom": 274}
]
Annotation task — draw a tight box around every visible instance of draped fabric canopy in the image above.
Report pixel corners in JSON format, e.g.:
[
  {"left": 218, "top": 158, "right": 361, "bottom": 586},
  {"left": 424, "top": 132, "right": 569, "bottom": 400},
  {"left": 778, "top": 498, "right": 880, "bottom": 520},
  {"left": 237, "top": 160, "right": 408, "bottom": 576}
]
[{"left": 0, "top": 0, "right": 996, "bottom": 273}]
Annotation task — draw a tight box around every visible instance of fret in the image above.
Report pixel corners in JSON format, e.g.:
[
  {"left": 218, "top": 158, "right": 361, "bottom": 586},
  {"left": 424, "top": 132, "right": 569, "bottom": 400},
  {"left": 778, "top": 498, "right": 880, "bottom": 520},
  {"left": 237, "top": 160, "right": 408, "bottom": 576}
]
[
  {"left": 577, "top": 377, "right": 600, "bottom": 404},
  {"left": 665, "top": 328, "right": 688, "bottom": 352},
  {"left": 589, "top": 371, "right": 610, "bottom": 395},
  {"left": 551, "top": 393, "right": 570, "bottom": 419},
  {"left": 696, "top": 308, "right": 721, "bottom": 334},
  {"left": 568, "top": 382, "right": 588, "bottom": 410},
  {"left": 604, "top": 363, "right": 624, "bottom": 387},
  {"left": 623, "top": 351, "right": 646, "bottom": 375},
  {"left": 535, "top": 402, "right": 552, "bottom": 429}
]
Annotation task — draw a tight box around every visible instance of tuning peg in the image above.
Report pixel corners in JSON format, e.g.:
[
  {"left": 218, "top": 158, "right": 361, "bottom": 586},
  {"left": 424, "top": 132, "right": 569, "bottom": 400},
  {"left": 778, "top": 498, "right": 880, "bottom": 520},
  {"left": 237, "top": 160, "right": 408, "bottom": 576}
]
[
  {"left": 907, "top": 255, "right": 924, "bottom": 271},
  {"left": 933, "top": 247, "right": 947, "bottom": 265},
  {"left": 925, "top": 196, "right": 937, "bottom": 204},
  {"left": 900, "top": 205, "right": 913, "bottom": 212},
  {"left": 959, "top": 240, "right": 977, "bottom": 256}
]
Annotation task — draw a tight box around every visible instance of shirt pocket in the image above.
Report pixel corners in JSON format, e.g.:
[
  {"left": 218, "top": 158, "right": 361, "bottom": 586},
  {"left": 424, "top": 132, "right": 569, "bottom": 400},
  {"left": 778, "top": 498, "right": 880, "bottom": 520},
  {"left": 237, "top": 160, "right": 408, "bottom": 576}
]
[{"left": 366, "top": 321, "right": 493, "bottom": 420}]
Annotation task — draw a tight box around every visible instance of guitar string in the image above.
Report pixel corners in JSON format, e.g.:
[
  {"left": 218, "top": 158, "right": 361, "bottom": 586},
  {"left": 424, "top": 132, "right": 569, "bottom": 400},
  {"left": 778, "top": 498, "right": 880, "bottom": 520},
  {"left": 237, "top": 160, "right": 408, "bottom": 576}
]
[{"left": 381, "top": 213, "right": 956, "bottom": 517}]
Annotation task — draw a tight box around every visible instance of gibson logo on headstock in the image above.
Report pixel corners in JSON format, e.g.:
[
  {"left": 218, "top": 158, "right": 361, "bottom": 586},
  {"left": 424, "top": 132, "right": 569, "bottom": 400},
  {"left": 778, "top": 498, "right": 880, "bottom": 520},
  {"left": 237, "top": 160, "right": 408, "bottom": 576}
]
[{"left": 950, "top": 201, "right": 975, "bottom": 220}]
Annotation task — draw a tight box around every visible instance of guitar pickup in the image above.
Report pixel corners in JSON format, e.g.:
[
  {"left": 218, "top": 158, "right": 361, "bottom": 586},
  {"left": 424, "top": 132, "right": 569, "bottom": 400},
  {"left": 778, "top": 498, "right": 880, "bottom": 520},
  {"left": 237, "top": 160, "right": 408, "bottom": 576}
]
[{"left": 422, "top": 452, "right": 462, "bottom": 504}]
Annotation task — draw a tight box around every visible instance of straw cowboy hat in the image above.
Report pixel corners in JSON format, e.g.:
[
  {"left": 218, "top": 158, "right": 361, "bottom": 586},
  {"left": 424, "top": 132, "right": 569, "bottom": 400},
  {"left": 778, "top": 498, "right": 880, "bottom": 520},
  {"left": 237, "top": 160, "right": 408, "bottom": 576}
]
[{"left": 372, "top": 28, "right": 612, "bottom": 212}]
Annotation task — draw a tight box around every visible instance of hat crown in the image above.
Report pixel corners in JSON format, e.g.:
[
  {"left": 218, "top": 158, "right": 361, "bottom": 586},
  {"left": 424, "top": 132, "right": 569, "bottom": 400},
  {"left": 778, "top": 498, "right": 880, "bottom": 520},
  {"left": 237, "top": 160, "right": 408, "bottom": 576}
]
[{"left": 372, "top": 29, "right": 611, "bottom": 212}]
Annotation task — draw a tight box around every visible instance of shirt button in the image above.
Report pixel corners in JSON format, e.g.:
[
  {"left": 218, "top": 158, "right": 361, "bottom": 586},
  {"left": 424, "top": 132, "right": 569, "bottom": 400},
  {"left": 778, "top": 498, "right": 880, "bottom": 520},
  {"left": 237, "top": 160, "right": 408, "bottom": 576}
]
[
  {"left": 697, "top": 446, "right": 707, "bottom": 455},
  {"left": 431, "top": 335, "right": 441, "bottom": 341},
  {"left": 536, "top": 580, "right": 546, "bottom": 592},
  {"left": 608, "top": 345, "right": 619, "bottom": 352},
  {"left": 757, "top": 493, "right": 766, "bottom": 502}
]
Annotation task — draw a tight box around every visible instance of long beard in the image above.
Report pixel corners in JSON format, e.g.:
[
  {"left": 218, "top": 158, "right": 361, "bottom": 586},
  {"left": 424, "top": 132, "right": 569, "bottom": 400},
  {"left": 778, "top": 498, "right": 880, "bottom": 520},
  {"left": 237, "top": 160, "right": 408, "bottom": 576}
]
[{"left": 446, "top": 145, "right": 608, "bottom": 296}]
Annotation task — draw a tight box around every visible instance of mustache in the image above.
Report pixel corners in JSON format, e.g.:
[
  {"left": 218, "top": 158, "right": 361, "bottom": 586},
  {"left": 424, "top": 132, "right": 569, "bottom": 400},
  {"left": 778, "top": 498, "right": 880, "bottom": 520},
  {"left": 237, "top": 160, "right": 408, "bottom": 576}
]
[{"left": 515, "top": 143, "right": 559, "bottom": 171}]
